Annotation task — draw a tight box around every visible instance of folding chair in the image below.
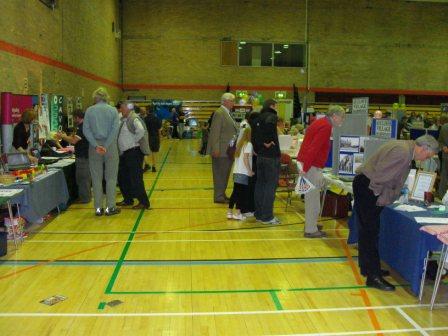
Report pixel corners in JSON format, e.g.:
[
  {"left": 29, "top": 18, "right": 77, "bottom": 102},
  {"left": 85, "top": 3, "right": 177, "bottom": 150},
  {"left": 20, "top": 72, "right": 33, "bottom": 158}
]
[
  {"left": 419, "top": 225, "right": 448, "bottom": 309},
  {"left": 278, "top": 153, "right": 298, "bottom": 210}
]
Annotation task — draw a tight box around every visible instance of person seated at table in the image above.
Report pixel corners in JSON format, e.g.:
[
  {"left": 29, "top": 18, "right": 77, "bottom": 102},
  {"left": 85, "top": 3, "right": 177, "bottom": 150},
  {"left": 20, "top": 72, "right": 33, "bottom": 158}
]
[
  {"left": 58, "top": 109, "right": 91, "bottom": 204},
  {"left": 353, "top": 135, "right": 439, "bottom": 291},
  {"left": 12, "top": 108, "right": 38, "bottom": 164},
  {"left": 277, "top": 118, "right": 286, "bottom": 135}
]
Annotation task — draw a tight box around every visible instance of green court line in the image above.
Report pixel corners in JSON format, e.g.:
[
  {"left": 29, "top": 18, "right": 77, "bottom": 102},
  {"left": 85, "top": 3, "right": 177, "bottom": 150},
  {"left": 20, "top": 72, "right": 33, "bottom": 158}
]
[
  {"left": 107, "top": 283, "right": 413, "bottom": 295},
  {"left": 97, "top": 302, "right": 106, "bottom": 310},
  {"left": 104, "top": 147, "right": 171, "bottom": 294},
  {"left": 270, "top": 290, "right": 284, "bottom": 310}
]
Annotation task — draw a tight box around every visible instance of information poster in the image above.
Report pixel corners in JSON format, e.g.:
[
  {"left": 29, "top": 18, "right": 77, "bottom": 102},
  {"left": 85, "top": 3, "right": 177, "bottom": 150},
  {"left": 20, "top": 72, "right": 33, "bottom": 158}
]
[
  {"left": 39, "top": 94, "right": 50, "bottom": 140},
  {"left": 50, "top": 95, "right": 64, "bottom": 132},
  {"left": 75, "top": 96, "right": 83, "bottom": 110},
  {"left": 352, "top": 97, "right": 369, "bottom": 115},
  {"left": 371, "top": 119, "right": 398, "bottom": 139},
  {"left": 338, "top": 135, "right": 366, "bottom": 176},
  {"left": 66, "top": 96, "right": 74, "bottom": 128}
]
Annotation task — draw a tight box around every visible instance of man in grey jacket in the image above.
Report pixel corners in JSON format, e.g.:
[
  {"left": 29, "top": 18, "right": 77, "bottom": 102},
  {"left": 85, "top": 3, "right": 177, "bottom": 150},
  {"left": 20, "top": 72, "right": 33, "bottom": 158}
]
[
  {"left": 353, "top": 135, "right": 438, "bottom": 291},
  {"left": 207, "top": 93, "right": 238, "bottom": 203},
  {"left": 83, "top": 87, "right": 120, "bottom": 216}
]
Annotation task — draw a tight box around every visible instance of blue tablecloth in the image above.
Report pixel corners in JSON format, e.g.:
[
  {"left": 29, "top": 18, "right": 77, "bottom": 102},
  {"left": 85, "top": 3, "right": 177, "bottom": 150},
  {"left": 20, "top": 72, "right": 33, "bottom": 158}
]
[
  {"left": 348, "top": 205, "right": 443, "bottom": 295},
  {"left": 0, "top": 170, "right": 69, "bottom": 223}
]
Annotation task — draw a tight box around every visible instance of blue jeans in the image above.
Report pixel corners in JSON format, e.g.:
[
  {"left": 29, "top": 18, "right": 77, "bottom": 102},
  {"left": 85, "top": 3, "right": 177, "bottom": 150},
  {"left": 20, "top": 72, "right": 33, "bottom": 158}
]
[{"left": 254, "top": 156, "right": 280, "bottom": 221}]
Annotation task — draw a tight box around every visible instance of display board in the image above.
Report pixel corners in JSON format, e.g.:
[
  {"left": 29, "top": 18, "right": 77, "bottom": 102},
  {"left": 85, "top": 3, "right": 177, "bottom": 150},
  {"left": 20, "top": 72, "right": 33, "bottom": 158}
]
[
  {"left": 371, "top": 119, "right": 398, "bottom": 139},
  {"left": 352, "top": 97, "right": 369, "bottom": 115},
  {"left": 332, "top": 114, "right": 368, "bottom": 175},
  {"left": 337, "top": 136, "right": 367, "bottom": 176},
  {"left": 152, "top": 99, "right": 182, "bottom": 120}
]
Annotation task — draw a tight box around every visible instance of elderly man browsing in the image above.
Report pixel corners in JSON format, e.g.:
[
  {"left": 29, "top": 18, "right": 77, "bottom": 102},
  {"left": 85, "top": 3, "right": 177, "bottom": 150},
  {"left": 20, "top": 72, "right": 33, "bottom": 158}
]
[{"left": 353, "top": 135, "right": 439, "bottom": 291}]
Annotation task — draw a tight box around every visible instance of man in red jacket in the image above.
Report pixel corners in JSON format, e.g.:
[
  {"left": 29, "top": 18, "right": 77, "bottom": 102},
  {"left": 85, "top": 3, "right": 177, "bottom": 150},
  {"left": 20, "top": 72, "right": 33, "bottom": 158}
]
[{"left": 297, "top": 105, "right": 345, "bottom": 238}]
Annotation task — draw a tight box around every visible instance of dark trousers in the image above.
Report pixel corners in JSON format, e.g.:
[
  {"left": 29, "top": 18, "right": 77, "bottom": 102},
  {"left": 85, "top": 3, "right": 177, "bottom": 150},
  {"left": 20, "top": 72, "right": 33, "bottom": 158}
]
[
  {"left": 75, "top": 157, "right": 91, "bottom": 203},
  {"left": 254, "top": 156, "right": 280, "bottom": 221},
  {"left": 229, "top": 182, "right": 249, "bottom": 211},
  {"left": 118, "top": 148, "right": 149, "bottom": 206},
  {"left": 243, "top": 176, "right": 256, "bottom": 213},
  {"left": 353, "top": 174, "right": 384, "bottom": 277}
]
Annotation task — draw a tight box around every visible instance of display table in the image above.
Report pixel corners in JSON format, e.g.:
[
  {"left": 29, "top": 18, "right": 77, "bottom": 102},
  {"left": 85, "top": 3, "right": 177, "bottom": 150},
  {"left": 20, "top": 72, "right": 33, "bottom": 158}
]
[
  {"left": 348, "top": 205, "right": 443, "bottom": 295},
  {"left": 0, "top": 189, "right": 25, "bottom": 247},
  {"left": 0, "top": 170, "right": 69, "bottom": 223},
  {"left": 47, "top": 158, "right": 78, "bottom": 203}
]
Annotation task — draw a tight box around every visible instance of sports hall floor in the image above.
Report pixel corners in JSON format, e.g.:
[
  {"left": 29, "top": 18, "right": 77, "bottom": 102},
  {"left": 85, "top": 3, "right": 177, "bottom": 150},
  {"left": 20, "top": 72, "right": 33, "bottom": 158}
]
[{"left": 0, "top": 139, "right": 447, "bottom": 335}]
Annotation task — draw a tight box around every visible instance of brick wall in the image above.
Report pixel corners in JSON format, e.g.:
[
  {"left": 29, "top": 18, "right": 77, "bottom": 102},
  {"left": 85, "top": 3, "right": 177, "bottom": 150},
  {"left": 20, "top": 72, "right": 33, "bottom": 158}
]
[
  {"left": 0, "top": 0, "right": 122, "bottom": 105},
  {"left": 122, "top": 0, "right": 448, "bottom": 101}
]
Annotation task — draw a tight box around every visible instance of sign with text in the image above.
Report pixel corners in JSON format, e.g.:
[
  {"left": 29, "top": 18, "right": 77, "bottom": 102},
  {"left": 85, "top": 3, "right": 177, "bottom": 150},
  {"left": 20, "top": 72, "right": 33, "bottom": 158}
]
[
  {"left": 50, "top": 95, "right": 64, "bottom": 132},
  {"left": 371, "top": 119, "right": 398, "bottom": 139},
  {"left": 39, "top": 94, "right": 50, "bottom": 139},
  {"left": 352, "top": 97, "right": 369, "bottom": 115}
]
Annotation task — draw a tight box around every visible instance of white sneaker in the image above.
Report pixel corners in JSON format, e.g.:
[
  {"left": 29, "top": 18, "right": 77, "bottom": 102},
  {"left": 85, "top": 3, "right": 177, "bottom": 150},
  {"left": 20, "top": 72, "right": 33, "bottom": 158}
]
[
  {"left": 227, "top": 211, "right": 233, "bottom": 219},
  {"left": 242, "top": 212, "right": 255, "bottom": 218},
  {"left": 262, "top": 217, "right": 281, "bottom": 225},
  {"left": 232, "top": 213, "right": 246, "bottom": 220}
]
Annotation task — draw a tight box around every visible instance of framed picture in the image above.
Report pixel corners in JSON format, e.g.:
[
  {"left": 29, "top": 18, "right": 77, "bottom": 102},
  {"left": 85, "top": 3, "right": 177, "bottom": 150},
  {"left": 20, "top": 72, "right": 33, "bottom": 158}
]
[
  {"left": 340, "top": 136, "right": 360, "bottom": 153},
  {"left": 409, "top": 171, "right": 436, "bottom": 201},
  {"left": 338, "top": 153, "right": 354, "bottom": 175}
]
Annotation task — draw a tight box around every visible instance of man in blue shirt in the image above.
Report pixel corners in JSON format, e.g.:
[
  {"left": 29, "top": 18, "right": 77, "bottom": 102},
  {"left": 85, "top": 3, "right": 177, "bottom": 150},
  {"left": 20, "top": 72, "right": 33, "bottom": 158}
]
[{"left": 83, "top": 87, "right": 120, "bottom": 216}]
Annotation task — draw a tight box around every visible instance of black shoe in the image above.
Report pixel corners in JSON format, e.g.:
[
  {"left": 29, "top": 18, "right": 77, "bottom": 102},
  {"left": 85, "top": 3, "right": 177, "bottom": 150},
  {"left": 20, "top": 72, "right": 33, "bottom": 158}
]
[
  {"left": 361, "top": 269, "right": 390, "bottom": 277},
  {"left": 117, "top": 200, "right": 134, "bottom": 206},
  {"left": 366, "top": 276, "right": 395, "bottom": 291},
  {"left": 143, "top": 164, "right": 150, "bottom": 172},
  {"left": 152, "top": 166, "right": 156, "bottom": 172},
  {"left": 132, "top": 203, "right": 150, "bottom": 210},
  {"left": 105, "top": 207, "right": 121, "bottom": 216},
  {"left": 95, "top": 208, "right": 104, "bottom": 216}
]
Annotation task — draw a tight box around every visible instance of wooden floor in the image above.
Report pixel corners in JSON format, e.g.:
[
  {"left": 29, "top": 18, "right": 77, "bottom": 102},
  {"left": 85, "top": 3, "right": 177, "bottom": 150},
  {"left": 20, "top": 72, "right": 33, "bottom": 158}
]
[{"left": 0, "top": 139, "right": 447, "bottom": 335}]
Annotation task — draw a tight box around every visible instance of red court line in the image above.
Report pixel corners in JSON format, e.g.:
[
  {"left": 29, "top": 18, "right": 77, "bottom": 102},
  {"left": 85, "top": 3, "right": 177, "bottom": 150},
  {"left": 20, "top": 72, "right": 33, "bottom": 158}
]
[
  {"left": 336, "top": 223, "right": 384, "bottom": 336},
  {"left": 0, "top": 39, "right": 121, "bottom": 89}
]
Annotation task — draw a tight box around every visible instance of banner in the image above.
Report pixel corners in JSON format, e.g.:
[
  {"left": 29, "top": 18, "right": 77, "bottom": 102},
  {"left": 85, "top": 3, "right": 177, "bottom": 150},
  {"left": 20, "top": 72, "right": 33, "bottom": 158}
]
[
  {"left": 371, "top": 119, "right": 398, "bottom": 139},
  {"left": 152, "top": 99, "right": 182, "bottom": 120},
  {"left": 50, "top": 95, "right": 64, "bottom": 132},
  {"left": 38, "top": 94, "right": 51, "bottom": 140}
]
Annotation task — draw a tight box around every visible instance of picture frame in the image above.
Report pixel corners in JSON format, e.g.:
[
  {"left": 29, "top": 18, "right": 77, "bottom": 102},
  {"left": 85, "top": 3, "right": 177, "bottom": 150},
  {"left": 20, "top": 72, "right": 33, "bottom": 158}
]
[{"left": 409, "top": 171, "right": 436, "bottom": 201}]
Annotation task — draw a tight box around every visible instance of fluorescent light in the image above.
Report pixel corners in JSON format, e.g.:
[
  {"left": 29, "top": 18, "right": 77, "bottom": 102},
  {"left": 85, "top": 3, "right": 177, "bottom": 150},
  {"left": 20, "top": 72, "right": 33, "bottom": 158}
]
[
  {"left": 240, "top": 41, "right": 246, "bottom": 45},
  {"left": 274, "top": 50, "right": 282, "bottom": 54},
  {"left": 283, "top": 44, "right": 289, "bottom": 48}
]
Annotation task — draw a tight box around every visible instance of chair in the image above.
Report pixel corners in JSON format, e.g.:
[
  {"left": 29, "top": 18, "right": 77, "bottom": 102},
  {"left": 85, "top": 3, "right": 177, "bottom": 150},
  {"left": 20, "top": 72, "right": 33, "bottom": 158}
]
[
  {"left": 419, "top": 225, "right": 448, "bottom": 309},
  {"left": 278, "top": 153, "right": 298, "bottom": 210}
]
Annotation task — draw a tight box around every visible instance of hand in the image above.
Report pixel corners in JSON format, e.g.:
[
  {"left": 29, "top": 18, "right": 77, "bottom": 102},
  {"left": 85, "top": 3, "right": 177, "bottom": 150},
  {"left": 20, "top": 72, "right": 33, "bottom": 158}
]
[
  {"left": 211, "top": 151, "right": 220, "bottom": 158},
  {"left": 249, "top": 171, "right": 255, "bottom": 177},
  {"left": 57, "top": 131, "right": 66, "bottom": 139},
  {"left": 29, "top": 156, "right": 38, "bottom": 164},
  {"left": 96, "top": 146, "right": 107, "bottom": 155},
  {"left": 263, "top": 141, "right": 275, "bottom": 148}
]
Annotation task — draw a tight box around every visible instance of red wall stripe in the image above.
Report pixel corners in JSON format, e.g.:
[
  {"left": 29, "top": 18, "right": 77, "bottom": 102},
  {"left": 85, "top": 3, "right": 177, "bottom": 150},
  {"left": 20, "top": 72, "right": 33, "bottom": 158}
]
[
  {"left": 2, "top": 39, "right": 447, "bottom": 97},
  {"left": 0, "top": 39, "right": 121, "bottom": 89}
]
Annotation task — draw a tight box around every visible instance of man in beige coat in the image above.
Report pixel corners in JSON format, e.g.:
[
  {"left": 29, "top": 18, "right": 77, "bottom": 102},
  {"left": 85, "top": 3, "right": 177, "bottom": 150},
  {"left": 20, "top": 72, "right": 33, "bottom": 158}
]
[{"left": 207, "top": 93, "right": 238, "bottom": 203}]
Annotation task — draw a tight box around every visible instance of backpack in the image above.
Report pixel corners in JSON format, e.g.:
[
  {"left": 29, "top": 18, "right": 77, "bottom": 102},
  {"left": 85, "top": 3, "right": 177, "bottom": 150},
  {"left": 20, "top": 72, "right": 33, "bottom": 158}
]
[{"left": 125, "top": 112, "right": 151, "bottom": 155}]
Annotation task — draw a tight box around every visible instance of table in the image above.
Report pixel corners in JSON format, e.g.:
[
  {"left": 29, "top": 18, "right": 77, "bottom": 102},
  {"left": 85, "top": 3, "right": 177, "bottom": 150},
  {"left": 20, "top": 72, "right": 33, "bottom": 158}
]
[
  {"left": 47, "top": 158, "right": 78, "bottom": 203},
  {"left": 0, "top": 170, "right": 69, "bottom": 223},
  {"left": 0, "top": 189, "right": 25, "bottom": 247},
  {"left": 348, "top": 205, "right": 443, "bottom": 296}
]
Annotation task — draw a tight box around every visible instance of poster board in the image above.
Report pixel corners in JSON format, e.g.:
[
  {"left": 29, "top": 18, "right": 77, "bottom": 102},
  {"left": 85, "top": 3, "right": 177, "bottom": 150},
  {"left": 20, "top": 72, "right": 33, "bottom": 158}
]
[
  {"left": 338, "top": 135, "right": 366, "bottom": 176},
  {"left": 352, "top": 97, "right": 369, "bottom": 115},
  {"left": 38, "top": 94, "right": 50, "bottom": 140},
  {"left": 410, "top": 171, "right": 436, "bottom": 201},
  {"left": 371, "top": 119, "right": 398, "bottom": 139}
]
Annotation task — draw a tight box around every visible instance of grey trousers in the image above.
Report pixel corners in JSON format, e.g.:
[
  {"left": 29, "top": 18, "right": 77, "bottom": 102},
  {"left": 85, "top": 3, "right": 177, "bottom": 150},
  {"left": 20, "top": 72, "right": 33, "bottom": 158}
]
[
  {"left": 212, "top": 156, "right": 233, "bottom": 201},
  {"left": 75, "top": 157, "right": 91, "bottom": 203},
  {"left": 89, "top": 144, "right": 119, "bottom": 209},
  {"left": 304, "top": 167, "right": 326, "bottom": 233}
]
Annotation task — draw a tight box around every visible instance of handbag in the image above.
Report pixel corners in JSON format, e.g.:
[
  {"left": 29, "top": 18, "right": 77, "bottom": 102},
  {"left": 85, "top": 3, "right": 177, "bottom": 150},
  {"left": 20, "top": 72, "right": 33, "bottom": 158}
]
[{"left": 226, "top": 136, "right": 237, "bottom": 160}]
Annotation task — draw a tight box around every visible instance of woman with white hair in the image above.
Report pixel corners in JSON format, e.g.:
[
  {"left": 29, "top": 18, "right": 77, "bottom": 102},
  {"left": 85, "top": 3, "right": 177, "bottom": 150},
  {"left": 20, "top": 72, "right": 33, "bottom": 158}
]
[{"left": 83, "top": 87, "right": 121, "bottom": 216}]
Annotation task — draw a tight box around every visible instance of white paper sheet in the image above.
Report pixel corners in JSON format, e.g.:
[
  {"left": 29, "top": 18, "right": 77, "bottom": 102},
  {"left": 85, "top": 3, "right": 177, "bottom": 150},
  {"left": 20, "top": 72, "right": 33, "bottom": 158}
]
[
  {"left": 415, "top": 217, "right": 448, "bottom": 224},
  {"left": 0, "top": 189, "right": 23, "bottom": 197},
  {"left": 394, "top": 204, "right": 427, "bottom": 212}
]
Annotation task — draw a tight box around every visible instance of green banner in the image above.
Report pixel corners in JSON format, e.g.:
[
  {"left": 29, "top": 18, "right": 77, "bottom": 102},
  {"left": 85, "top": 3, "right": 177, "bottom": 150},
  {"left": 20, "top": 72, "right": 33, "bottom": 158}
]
[{"left": 50, "top": 95, "right": 64, "bottom": 132}]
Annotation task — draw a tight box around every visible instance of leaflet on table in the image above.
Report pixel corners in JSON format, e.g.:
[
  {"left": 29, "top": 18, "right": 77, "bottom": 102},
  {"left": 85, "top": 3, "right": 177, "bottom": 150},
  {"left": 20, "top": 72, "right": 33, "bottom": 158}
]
[
  {"left": 0, "top": 189, "right": 24, "bottom": 197},
  {"left": 394, "top": 204, "right": 426, "bottom": 212},
  {"left": 415, "top": 217, "right": 448, "bottom": 224}
]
